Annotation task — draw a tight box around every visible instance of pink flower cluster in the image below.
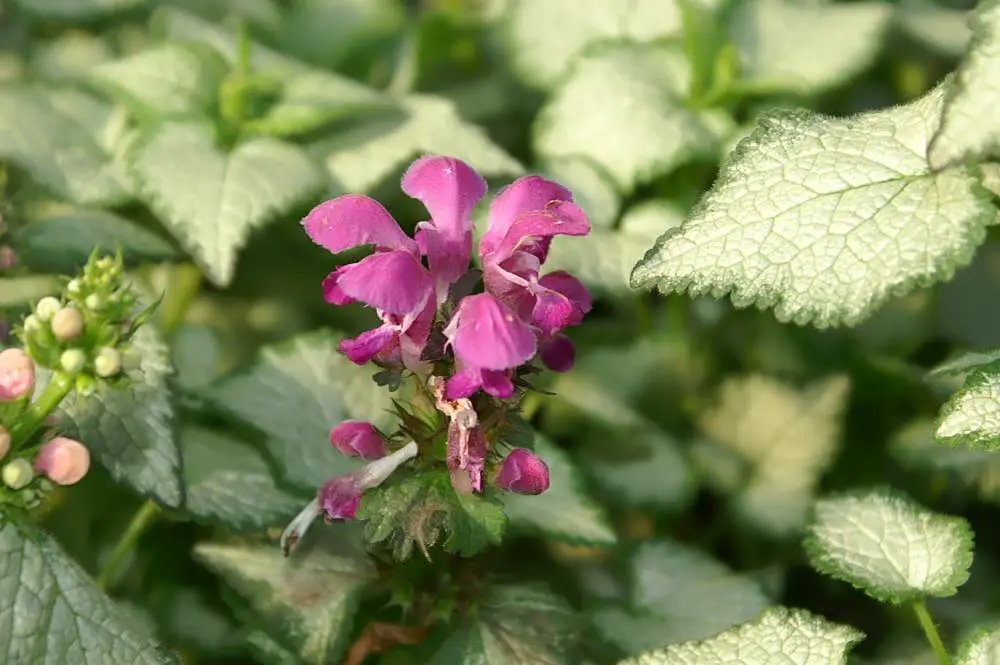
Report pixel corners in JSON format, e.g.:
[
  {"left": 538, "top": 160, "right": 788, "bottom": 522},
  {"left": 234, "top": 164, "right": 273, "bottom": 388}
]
[{"left": 282, "top": 156, "right": 591, "bottom": 554}]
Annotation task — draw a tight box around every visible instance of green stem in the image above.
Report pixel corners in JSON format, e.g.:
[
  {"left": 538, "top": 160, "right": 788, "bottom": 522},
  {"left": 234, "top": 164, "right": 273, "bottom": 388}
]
[
  {"left": 97, "top": 500, "right": 161, "bottom": 591},
  {"left": 159, "top": 264, "right": 202, "bottom": 335},
  {"left": 913, "top": 600, "right": 951, "bottom": 665},
  {"left": 8, "top": 372, "right": 74, "bottom": 447}
]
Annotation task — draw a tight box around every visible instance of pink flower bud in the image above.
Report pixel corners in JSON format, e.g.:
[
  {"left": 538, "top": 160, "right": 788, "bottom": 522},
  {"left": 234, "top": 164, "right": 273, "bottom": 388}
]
[
  {"left": 34, "top": 437, "right": 90, "bottom": 486},
  {"left": 0, "top": 347, "right": 35, "bottom": 401},
  {"left": 497, "top": 448, "right": 550, "bottom": 495},
  {"left": 329, "top": 420, "right": 387, "bottom": 460}
]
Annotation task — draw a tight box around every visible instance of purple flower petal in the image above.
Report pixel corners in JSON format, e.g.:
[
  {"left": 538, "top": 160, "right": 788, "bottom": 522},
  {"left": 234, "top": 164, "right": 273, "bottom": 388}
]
[
  {"left": 540, "top": 334, "right": 575, "bottom": 372},
  {"left": 481, "top": 176, "right": 573, "bottom": 257},
  {"left": 319, "top": 475, "right": 362, "bottom": 521},
  {"left": 531, "top": 287, "right": 576, "bottom": 335},
  {"left": 330, "top": 420, "right": 387, "bottom": 460},
  {"left": 539, "top": 271, "right": 592, "bottom": 324},
  {"left": 446, "top": 367, "right": 482, "bottom": 400},
  {"left": 403, "top": 156, "right": 486, "bottom": 299},
  {"left": 444, "top": 294, "right": 536, "bottom": 371},
  {"left": 337, "top": 250, "right": 433, "bottom": 314},
  {"left": 480, "top": 369, "right": 515, "bottom": 399},
  {"left": 491, "top": 202, "right": 590, "bottom": 264},
  {"left": 322, "top": 267, "right": 355, "bottom": 305},
  {"left": 497, "top": 448, "right": 550, "bottom": 495},
  {"left": 339, "top": 325, "right": 397, "bottom": 365},
  {"left": 447, "top": 422, "right": 487, "bottom": 493},
  {"left": 303, "top": 195, "right": 417, "bottom": 254}
]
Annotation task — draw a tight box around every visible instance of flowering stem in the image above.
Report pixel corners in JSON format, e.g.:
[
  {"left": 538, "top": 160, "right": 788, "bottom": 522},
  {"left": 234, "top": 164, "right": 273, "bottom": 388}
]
[
  {"left": 8, "top": 371, "right": 74, "bottom": 448},
  {"left": 97, "top": 499, "right": 161, "bottom": 591},
  {"left": 913, "top": 600, "right": 951, "bottom": 665}
]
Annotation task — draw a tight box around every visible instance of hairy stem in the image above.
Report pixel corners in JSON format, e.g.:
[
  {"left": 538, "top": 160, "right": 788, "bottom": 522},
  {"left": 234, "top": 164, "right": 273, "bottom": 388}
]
[
  {"left": 97, "top": 499, "right": 161, "bottom": 591},
  {"left": 8, "top": 371, "right": 74, "bottom": 448},
  {"left": 913, "top": 599, "right": 951, "bottom": 665}
]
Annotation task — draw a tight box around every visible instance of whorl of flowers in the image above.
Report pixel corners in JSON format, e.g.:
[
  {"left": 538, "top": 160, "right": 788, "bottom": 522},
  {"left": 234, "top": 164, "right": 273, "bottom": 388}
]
[{"left": 281, "top": 155, "right": 591, "bottom": 556}]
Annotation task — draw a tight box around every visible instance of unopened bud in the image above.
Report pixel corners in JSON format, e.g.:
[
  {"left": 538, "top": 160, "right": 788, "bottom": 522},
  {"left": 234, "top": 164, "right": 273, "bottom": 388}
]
[
  {"left": 0, "top": 347, "right": 35, "bottom": 401},
  {"left": 0, "top": 426, "right": 10, "bottom": 459},
  {"left": 35, "top": 437, "right": 90, "bottom": 486},
  {"left": 85, "top": 293, "right": 103, "bottom": 311},
  {"left": 23, "top": 314, "right": 41, "bottom": 333},
  {"left": 329, "top": 420, "right": 387, "bottom": 460},
  {"left": 51, "top": 306, "right": 84, "bottom": 341},
  {"left": 60, "top": 348, "right": 87, "bottom": 374},
  {"left": 2, "top": 458, "right": 33, "bottom": 489},
  {"left": 76, "top": 374, "right": 96, "bottom": 397},
  {"left": 35, "top": 297, "right": 61, "bottom": 322},
  {"left": 94, "top": 347, "right": 121, "bottom": 378},
  {"left": 497, "top": 448, "right": 550, "bottom": 495},
  {"left": 67, "top": 279, "right": 81, "bottom": 294}
]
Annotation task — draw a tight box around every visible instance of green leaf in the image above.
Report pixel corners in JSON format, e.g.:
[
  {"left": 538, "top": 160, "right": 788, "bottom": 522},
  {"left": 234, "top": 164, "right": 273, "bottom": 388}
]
[
  {"left": 805, "top": 488, "right": 974, "bottom": 603},
  {"left": 595, "top": 540, "right": 769, "bottom": 655},
  {"left": 315, "top": 95, "right": 522, "bottom": 193},
  {"left": 171, "top": 324, "right": 223, "bottom": 394},
  {"left": 429, "top": 584, "right": 578, "bottom": 664},
  {"left": 698, "top": 374, "right": 850, "bottom": 536},
  {"left": 535, "top": 43, "right": 732, "bottom": 193},
  {"left": 929, "top": 0, "right": 1000, "bottom": 169},
  {"left": 544, "top": 201, "right": 685, "bottom": 294},
  {"left": 11, "top": 0, "right": 144, "bottom": 18},
  {"left": 16, "top": 209, "right": 176, "bottom": 273},
  {"left": 631, "top": 83, "right": 998, "bottom": 327},
  {"left": 0, "top": 520, "right": 177, "bottom": 664},
  {"left": 957, "top": 626, "right": 1000, "bottom": 665},
  {"left": 205, "top": 330, "right": 392, "bottom": 491},
  {"left": 616, "top": 606, "right": 863, "bottom": 665},
  {"left": 86, "top": 43, "right": 229, "bottom": 120},
  {"left": 892, "top": 419, "right": 1000, "bottom": 503},
  {"left": 935, "top": 360, "right": 1000, "bottom": 449},
  {"left": 501, "top": 434, "right": 616, "bottom": 546},
  {"left": 127, "top": 120, "right": 323, "bottom": 286},
  {"left": 32, "top": 32, "right": 114, "bottom": 82},
  {"left": 897, "top": 6, "right": 972, "bottom": 58},
  {"left": 0, "top": 86, "right": 129, "bottom": 205},
  {"left": 928, "top": 349, "right": 1000, "bottom": 379},
  {"left": 181, "top": 425, "right": 305, "bottom": 532},
  {"left": 0, "top": 275, "right": 61, "bottom": 307},
  {"left": 729, "top": 0, "right": 892, "bottom": 95},
  {"left": 503, "top": 0, "right": 682, "bottom": 90},
  {"left": 357, "top": 470, "right": 507, "bottom": 561},
  {"left": 59, "top": 325, "right": 183, "bottom": 508},
  {"left": 246, "top": 630, "right": 299, "bottom": 665},
  {"left": 194, "top": 527, "right": 376, "bottom": 665},
  {"left": 244, "top": 69, "right": 391, "bottom": 139}
]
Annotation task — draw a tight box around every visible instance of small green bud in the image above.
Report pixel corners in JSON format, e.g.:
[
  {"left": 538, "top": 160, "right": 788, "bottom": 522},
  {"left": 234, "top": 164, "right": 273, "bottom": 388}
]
[
  {"left": 2, "top": 458, "right": 32, "bottom": 490},
  {"left": 67, "top": 279, "right": 81, "bottom": 294},
  {"left": 85, "top": 293, "right": 103, "bottom": 311},
  {"left": 76, "top": 374, "right": 96, "bottom": 397},
  {"left": 23, "top": 314, "right": 41, "bottom": 333},
  {"left": 51, "top": 306, "right": 84, "bottom": 341},
  {"left": 60, "top": 348, "right": 87, "bottom": 374},
  {"left": 94, "top": 347, "right": 122, "bottom": 378},
  {"left": 35, "top": 296, "right": 61, "bottom": 322}
]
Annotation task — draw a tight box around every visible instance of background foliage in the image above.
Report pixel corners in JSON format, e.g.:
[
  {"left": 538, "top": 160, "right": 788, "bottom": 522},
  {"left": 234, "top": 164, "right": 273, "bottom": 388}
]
[{"left": 1, "top": 0, "right": 999, "bottom": 663}]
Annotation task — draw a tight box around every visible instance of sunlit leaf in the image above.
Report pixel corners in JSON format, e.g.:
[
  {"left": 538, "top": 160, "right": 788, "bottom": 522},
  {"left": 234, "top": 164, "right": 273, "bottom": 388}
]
[
  {"left": 632, "top": 83, "right": 997, "bottom": 327},
  {"left": 127, "top": 120, "right": 323, "bottom": 286},
  {"left": 616, "top": 607, "right": 863, "bottom": 665},
  {"left": 535, "top": 43, "right": 732, "bottom": 192},
  {"left": 929, "top": 0, "right": 1000, "bottom": 168},
  {"left": 805, "top": 488, "right": 974, "bottom": 603},
  {"left": 698, "top": 374, "right": 850, "bottom": 535},
  {"left": 957, "top": 625, "right": 1000, "bottom": 665}
]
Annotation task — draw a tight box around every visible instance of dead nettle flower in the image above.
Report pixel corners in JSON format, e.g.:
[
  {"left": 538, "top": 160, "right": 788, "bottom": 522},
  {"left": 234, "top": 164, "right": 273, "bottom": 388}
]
[
  {"left": 280, "top": 440, "right": 418, "bottom": 556},
  {"left": 285, "top": 155, "right": 593, "bottom": 553},
  {"left": 0, "top": 347, "right": 35, "bottom": 401}
]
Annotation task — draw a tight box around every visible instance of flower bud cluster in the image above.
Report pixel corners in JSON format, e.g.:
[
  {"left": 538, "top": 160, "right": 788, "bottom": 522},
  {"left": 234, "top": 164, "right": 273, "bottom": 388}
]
[
  {"left": 19, "top": 252, "right": 138, "bottom": 396},
  {"left": 0, "top": 348, "right": 91, "bottom": 507}
]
